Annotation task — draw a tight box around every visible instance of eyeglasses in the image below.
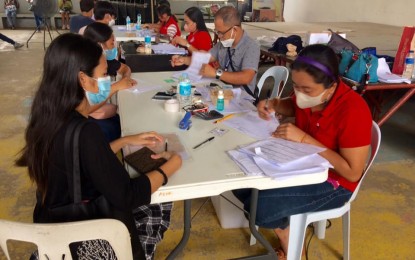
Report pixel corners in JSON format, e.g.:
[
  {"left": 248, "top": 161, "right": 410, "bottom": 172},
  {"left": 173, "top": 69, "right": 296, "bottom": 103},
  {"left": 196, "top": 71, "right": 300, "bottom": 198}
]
[{"left": 213, "top": 26, "right": 234, "bottom": 38}]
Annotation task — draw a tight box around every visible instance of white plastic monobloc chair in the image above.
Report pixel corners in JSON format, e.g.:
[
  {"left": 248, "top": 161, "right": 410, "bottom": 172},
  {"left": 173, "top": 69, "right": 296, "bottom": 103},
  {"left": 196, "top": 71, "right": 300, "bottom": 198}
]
[
  {"left": 255, "top": 65, "right": 289, "bottom": 99},
  {"left": 0, "top": 218, "right": 133, "bottom": 260},
  {"left": 286, "top": 121, "right": 381, "bottom": 260}
]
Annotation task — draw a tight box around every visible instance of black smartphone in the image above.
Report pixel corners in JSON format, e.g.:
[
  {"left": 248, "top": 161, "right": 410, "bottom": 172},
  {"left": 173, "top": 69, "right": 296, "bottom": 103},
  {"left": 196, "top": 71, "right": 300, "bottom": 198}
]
[
  {"left": 152, "top": 92, "right": 176, "bottom": 100},
  {"left": 194, "top": 110, "right": 224, "bottom": 120}
]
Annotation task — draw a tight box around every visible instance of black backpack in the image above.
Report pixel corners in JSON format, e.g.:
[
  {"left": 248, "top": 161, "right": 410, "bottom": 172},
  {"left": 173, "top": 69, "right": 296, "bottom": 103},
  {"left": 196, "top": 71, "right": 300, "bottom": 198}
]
[{"left": 269, "top": 35, "right": 303, "bottom": 54}]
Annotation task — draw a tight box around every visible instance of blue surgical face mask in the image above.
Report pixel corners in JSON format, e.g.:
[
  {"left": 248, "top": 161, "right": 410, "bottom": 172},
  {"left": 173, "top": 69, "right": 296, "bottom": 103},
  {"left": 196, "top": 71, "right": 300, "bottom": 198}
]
[
  {"left": 104, "top": 47, "right": 118, "bottom": 60},
  {"left": 85, "top": 76, "right": 111, "bottom": 105}
]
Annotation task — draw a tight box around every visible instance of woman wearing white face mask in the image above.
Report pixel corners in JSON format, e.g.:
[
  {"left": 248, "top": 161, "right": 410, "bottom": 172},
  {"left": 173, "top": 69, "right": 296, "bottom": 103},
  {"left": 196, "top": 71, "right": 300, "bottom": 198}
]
[
  {"left": 171, "top": 7, "right": 212, "bottom": 54},
  {"left": 234, "top": 44, "right": 372, "bottom": 259}
]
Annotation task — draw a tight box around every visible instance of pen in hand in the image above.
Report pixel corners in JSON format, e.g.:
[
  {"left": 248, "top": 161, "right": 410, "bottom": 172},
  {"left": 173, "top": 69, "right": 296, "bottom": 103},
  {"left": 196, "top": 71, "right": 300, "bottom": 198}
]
[
  {"left": 193, "top": 136, "right": 215, "bottom": 149},
  {"left": 165, "top": 139, "right": 168, "bottom": 152}
]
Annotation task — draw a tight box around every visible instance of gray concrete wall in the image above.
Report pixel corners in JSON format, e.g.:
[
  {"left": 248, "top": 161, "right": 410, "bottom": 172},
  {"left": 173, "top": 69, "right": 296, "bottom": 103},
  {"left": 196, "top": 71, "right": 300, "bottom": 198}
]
[{"left": 284, "top": 0, "right": 414, "bottom": 27}]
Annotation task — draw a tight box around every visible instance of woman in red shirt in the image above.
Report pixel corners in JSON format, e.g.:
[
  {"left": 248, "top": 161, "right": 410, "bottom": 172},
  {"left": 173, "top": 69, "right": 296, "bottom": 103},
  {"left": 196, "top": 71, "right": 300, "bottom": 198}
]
[
  {"left": 171, "top": 7, "right": 212, "bottom": 54},
  {"left": 234, "top": 44, "right": 372, "bottom": 259},
  {"left": 144, "top": 5, "right": 180, "bottom": 40}
]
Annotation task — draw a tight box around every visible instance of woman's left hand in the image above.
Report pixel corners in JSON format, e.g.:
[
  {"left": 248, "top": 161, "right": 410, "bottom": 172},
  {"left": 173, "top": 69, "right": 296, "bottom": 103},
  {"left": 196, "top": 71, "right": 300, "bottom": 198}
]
[
  {"left": 126, "top": 131, "right": 163, "bottom": 147},
  {"left": 113, "top": 77, "right": 137, "bottom": 91},
  {"left": 272, "top": 122, "right": 306, "bottom": 143}
]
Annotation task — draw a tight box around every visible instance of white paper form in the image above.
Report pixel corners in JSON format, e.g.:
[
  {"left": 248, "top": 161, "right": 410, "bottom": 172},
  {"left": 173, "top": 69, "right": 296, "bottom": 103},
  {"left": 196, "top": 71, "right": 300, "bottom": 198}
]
[
  {"left": 253, "top": 154, "right": 331, "bottom": 178},
  {"left": 151, "top": 43, "right": 186, "bottom": 55},
  {"left": 227, "top": 150, "right": 263, "bottom": 176},
  {"left": 173, "top": 51, "right": 211, "bottom": 82},
  {"left": 223, "top": 111, "right": 279, "bottom": 140},
  {"left": 239, "top": 138, "right": 326, "bottom": 165},
  {"left": 126, "top": 78, "right": 164, "bottom": 93},
  {"left": 377, "top": 58, "right": 411, "bottom": 84}
]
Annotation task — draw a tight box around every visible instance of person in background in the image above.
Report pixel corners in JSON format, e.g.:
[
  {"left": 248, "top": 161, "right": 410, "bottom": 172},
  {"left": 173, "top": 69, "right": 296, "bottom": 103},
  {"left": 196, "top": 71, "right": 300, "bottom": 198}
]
[
  {"left": 0, "top": 32, "right": 24, "bottom": 48},
  {"left": 93, "top": 0, "right": 116, "bottom": 26},
  {"left": 233, "top": 44, "right": 372, "bottom": 259},
  {"left": 58, "top": 0, "right": 72, "bottom": 30},
  {"left": 69, "top": 0, "right": 94, "bottom": 33},
  {"left": 171, "top": 6, "right": 259, "bottom": 96},
  {"left": 171, "top": 6, "right": 212, "bottom": 54},
  {"left": 144, "top": 4, "right": 180, "bottom": 40},
  {"left": 26, "top": 0, "right": 41, "bottom": 32},
  {"left": 16, "top": 33, "right": 182, "bottom": 260},
  {"left": 83, "top": 22, "right": 132, "bottom": 142},
  {"left": 4, "top": 0, "right": 19, "bottom": 29}
]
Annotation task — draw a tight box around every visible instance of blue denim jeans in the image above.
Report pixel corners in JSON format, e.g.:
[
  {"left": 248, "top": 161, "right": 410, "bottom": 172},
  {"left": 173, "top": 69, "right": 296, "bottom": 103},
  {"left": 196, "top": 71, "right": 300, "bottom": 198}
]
[{"left": 233, "top": 181, "right": 352, "bottom": 229}]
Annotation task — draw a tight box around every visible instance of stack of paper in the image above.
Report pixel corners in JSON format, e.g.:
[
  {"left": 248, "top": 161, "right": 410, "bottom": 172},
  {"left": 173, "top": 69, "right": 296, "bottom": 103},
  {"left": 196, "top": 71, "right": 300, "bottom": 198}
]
[
  {"left": 151, "top": 43, "right": 186, "bottom": 55},
  {"left": 228, "top": 138, "right": 332, "bottom": 180},
  {"left": 377, "top": 58, "right": 411, "bottom": 84}
]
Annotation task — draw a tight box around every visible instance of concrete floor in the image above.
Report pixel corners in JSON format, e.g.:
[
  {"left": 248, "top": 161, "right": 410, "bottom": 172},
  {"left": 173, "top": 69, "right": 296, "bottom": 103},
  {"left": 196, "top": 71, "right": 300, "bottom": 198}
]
[{"left": 0, "top": 29, "right": 414, "bottom": 260}]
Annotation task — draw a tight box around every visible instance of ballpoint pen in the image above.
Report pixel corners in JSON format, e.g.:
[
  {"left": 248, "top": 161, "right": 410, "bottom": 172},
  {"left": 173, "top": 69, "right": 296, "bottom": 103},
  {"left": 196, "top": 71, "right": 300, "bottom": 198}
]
[
  {"left": 193, "top": 136, "right": 215, "bottom": 149},
  {"left": 164, "top": 139, "right": 168, "bottom": 152},
  {"left": 213, "top": 114, "right": 234, "bottom": 124}
]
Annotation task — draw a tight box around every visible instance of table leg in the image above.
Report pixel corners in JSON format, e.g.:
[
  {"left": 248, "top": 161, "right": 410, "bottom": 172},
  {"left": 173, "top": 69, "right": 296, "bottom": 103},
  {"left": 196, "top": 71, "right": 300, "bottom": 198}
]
[
  {"left": 166, "top": 199, "right": 192, "bottom": 259},
  {"left": 376, "top": 88, "right": 415, "bottom": 127},
  {"left": 232, "top": 189, "right": 277, "bottom": 259}
]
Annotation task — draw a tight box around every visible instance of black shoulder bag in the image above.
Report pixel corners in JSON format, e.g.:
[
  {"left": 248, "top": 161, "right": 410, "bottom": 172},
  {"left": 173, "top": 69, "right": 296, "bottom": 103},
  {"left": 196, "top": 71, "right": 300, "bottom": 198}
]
[{"left": 47, "top": 118, "right": 145, "bottom": 259}]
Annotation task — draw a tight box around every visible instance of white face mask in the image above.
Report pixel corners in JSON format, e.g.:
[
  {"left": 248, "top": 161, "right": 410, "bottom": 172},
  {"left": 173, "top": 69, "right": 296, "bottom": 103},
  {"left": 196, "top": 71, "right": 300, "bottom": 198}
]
[
  {"left": 108, "top": 19, "right": 115, "bottom": 26},
  {"left": 221, "top": 28, "right": 235, "bottom": 48},
  {"left": 294, "top": 89, "right": 328, "bottom": 109}
]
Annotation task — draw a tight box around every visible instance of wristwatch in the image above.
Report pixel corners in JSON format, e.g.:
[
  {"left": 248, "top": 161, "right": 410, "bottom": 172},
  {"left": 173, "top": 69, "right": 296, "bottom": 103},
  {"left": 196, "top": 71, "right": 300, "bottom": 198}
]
[
  {"left": 216, "top": 69, "right": 223, "bottom": 79},
  {"left": 186, "top": 42, "right": 191, "bottom": 48}
]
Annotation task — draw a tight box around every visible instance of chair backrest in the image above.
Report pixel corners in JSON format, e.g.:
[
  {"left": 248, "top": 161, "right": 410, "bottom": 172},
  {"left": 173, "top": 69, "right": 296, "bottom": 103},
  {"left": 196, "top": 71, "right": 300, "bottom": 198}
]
[
  {"left": 256, "top": 66, "right": 289, "bottom": 99},
  {"left": 349, "top": 121, "right": 381, "bottom": 202},
  {"left": 0, "top": 218, "right": 133, "bottom": 260}
]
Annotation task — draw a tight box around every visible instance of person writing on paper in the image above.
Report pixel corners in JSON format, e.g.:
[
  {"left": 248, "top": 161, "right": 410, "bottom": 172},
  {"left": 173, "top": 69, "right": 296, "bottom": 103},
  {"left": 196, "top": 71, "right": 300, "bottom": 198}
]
[
  {"left": 143, "top": 4, "right": 181, "bottom": 40},
  {"left": 171, "top": 7, "right": 212, "bottom": 54},
  {"left": 233, "top": 44, "right": 372, "bottom": 258},
  {"left": 83, "top": 22, "right": 133, "bottom": 142},
  {"left": 16, "top": 34, "right": 182, "bottom": 260}
]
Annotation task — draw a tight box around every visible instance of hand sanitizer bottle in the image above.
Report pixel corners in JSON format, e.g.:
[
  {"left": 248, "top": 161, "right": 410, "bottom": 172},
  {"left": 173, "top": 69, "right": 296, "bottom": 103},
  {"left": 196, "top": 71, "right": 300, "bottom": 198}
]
[{"left": 216, "top": 90, "right": 225, "bottom": 111}]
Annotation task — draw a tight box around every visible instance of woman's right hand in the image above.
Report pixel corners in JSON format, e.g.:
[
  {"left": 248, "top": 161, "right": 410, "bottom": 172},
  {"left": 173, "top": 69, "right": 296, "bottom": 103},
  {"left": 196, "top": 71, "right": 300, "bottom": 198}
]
[
  {"left": 257, "top": 99, "right": 276, "bottom": 120},
  {"left": 151, "top": 151, "right": 178, "bottom": 161},
  {"left": 112, "top": 77, "right": 137, "bottom": 91}
]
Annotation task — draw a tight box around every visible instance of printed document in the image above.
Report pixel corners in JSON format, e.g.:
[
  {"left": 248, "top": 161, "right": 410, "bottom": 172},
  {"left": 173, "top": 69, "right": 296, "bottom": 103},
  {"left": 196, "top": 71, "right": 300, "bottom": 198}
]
[{"left": 173, "top": 51, "right": 211, "bottom": 82}]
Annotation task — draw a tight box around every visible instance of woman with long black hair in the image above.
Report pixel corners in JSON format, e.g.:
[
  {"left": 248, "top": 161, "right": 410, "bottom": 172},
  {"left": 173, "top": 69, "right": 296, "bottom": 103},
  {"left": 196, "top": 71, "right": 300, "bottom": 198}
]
[
  {"left": 171, "top": 7, "right": 212, "bottom": 54},
  {"left": 16, "top": 33, "right": 181, "bottom": 259}
]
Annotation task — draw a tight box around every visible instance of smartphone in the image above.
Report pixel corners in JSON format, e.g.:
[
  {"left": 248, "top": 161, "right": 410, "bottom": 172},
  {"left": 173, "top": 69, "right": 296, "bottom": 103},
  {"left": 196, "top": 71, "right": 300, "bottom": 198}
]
[
  {"left": 194, "top": 110, "right": 224, "bottom": 120},
  {"left": 152, "top": 92, "right": 176, "bottom": 100}
]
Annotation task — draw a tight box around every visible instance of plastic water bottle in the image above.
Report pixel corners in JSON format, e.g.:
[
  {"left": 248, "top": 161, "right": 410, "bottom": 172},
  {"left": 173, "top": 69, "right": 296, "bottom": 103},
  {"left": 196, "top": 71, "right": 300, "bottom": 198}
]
[
  {"left": 402, "top": 50, "right": 414, "bottom": 79},
  {"left": 216, "top": 90, "right": 224, "bottom": 111},
  {"left": 144, "top": 30, "right": 152, "bottom": 54},
  {"left": 136, "top": 13, "right": 141, "bottom": 30},
  {"left": 179, "top": 73, "right": 192, "bottom": 106},
  {"left": 126, "top": 16, "right": 131, "bottom": 31}
]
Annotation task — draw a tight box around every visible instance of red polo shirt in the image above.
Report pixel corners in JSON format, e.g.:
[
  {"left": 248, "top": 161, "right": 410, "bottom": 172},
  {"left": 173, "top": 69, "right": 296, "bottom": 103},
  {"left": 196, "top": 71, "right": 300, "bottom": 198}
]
[
  {"left": 187, "top": 30, "right": 212, "bottom": 52},
  {"left": 293, "top": 80, "right": 372, "bottom": 192},
  {"left": 159, "top": 16, "right": 181, "bottom": 39}
]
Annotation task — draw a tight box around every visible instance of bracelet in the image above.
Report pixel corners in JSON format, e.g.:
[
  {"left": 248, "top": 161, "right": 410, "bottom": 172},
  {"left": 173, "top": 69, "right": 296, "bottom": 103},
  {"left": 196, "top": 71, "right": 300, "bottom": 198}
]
[
  {"left": 155, "top": 168, "right": 168, "bottom": 186},
  {"left": 300, "top": 133, "right": 307, "bottom": 143}
]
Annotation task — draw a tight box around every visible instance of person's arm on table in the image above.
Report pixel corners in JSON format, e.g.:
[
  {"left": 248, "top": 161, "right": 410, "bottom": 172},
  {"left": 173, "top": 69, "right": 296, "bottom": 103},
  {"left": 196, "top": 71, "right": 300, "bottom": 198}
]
[
  {"left": 110, "top": 131, "right": 182, "bottom": 192},
  {"left": 272, "top": 122, "right": 369, "bottom": 183},
  {"left": 200, "top": 64, "right": 256, "bottom": 86}
]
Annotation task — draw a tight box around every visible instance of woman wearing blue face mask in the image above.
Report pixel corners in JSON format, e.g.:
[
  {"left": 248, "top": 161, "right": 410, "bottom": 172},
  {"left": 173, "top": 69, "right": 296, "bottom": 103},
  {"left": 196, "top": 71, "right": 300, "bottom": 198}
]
[
  {"left": 84, "top": 22, "right": 131, "bottom": 79},
  {"left": 16, "top": 33, "right": 182, "bottom": 260},
  {"left": 84, "top": 22, "right": 135, "bottom": 142}
]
